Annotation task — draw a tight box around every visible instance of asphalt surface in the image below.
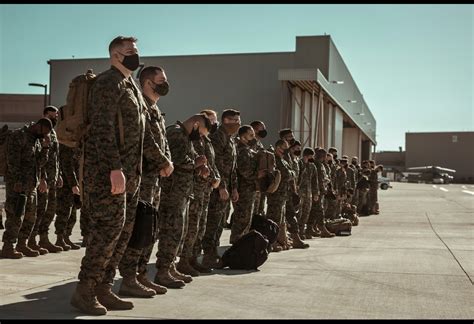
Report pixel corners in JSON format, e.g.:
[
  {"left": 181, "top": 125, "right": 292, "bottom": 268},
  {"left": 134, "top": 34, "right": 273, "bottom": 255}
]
[{"left": 0, "top": 182, "right": 473, "bottom": 319}]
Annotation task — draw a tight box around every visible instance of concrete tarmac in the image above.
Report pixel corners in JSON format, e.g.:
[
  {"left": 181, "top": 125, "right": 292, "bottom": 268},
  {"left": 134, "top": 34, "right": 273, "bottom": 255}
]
[{"left": 0, "top": 182, "right": 472, "bottom": 319}]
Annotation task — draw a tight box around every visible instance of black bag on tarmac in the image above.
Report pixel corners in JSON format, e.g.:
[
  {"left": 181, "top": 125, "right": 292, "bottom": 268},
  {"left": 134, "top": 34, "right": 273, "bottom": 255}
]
[
  {"left": 128, "top": 200, "right": 158, "bottom": 249},
  {"left": 221, "top": 230, "right": 269, "bottom": 270},
  {"left": 250, "top": 213, "right": 279, "bottom": 246}
]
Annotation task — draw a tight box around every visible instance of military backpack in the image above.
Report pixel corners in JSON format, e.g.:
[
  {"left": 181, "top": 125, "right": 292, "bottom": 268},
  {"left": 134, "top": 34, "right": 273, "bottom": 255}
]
[{"left": 0, "top": 124, "right": 12, "bottom": 177}]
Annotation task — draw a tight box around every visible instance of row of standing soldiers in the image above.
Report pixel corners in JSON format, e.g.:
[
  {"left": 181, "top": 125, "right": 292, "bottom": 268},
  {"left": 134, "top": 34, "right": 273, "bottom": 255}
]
[{"left": 0, "top": 36, "right": 383, "bottom": 316}]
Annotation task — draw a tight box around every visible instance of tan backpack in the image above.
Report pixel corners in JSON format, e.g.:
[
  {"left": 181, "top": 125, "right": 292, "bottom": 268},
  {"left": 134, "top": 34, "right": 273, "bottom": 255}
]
[{"left": 56, "top": 69, "right": 97, "bottom": 148}]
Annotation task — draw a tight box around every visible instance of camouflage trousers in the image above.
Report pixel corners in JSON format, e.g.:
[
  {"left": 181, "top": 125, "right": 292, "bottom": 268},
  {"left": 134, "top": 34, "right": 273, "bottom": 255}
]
[
  {"left": 357, "top": 190, "right": 369, "bottom": 214},
  {"left": 180, "top": 182, "right": 207, "bottom": 258},
  {"left": 78, "top": 182, "right": 129, "bottom": 285},
  {"left": 2, "top": 185, "right": 37, "bottom": 244},
  {"left": 325, "top": 197, "right": 338, "bottom": 220},
  {"left": 266, "top": 191, "right": 287, "bottom": 226},
  {"left": 30, "top": 186, "right": 57, "bottom": 237},
  {"left": 193, "top": 187, "right": 212, "bottom": 257},
  {"left": 202, "top": 189, "right": 230, "bottom": 254},
  {"left": 254, "top": 191, "right": 266, "bottom": 216},
  {"left": 230, "top": 187, "right": 256, "bottom": 244},
  {"left": 54, "top": 185, "right": 75, "bottom": 236},
  {"left": 368, "top": 187, "right": 378, "bottom": 212},
  {"left": 285, "top": 192, "right": 300, "bottom": 234},
  {"left": 119, "top": 178, "right": 160, "bottom": 278},
  {"left": 308, "top": 194, "right": 325, "bottom": 227},
  {"left": 298, "top": 193, "right": 312, "bottom": 233},
  {"left": 79, "top": 204, "right": 90, "bottom": 238},
  {"left": 155, "top": 184, "right": 191, "bottom": 270}
]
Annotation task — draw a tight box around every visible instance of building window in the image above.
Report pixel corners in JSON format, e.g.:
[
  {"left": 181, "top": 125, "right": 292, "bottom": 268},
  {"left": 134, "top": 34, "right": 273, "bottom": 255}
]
[{"left": 452, "top": 135, "right": 458, "bottom": 143}]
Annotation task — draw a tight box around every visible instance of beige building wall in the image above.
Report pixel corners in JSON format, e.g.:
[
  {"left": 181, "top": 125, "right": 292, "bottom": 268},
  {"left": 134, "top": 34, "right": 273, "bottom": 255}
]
[
  {"left": 342, "top": 127, "right": 359, "bottom": 158},
  {"left": 0, "top": 94, "right": 46, "bottom": 129},
  {"left": 405, "top": 132, "right": 474, "bottom": 181}
]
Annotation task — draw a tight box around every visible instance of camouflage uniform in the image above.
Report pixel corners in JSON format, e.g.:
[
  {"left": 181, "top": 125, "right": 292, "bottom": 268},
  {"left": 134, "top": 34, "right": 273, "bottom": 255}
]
[
  {"left": 283, "top": 153, "right": 300, "bottom": 234},
  {"left": 346, "top": 164, "right": 358, "bottom": 205},
  {"left": 297, "top": 159, "right": 319, "bottom": 233},
  {"left": 78, "top": 66, "right": 146, "bottom": 286},
  {"left": 54, "top": 143, "right": 79, "bottom": 236},
  {"left": 252, "top": 139, "right": 266, "bottom": 215},
  {"left": 28, "top": 128, "right": 59, "bottom": 238},
  {"left": 181, "top": 136, "right": 220, "bottom": 258},
  {"left": 2, "top": 126, "right": 48, "bottom": 244},
  {"left": 325, "top": 161, "right": 338, "bottom": 219},
  {"left": 119, "top": 98, "right": 171, "bottom": 279},
  {"left": 230, "top": 142, "right": 258, "bottom": 243},
  {"left": 202, "top": 126, "right": 237, "bottom": 256},
  {"left": 266, "top": 155, "right": 293, "bottom": 228},
  {"left": 193, "top": 137, "right": 219, "bottom": 257},
  {"left": 155, "top": 121, "right": 196, "bottom": 271},
  {"left": 333, "top": 166, "right": 347, "bottom": 219},
  {"left": 368, "top": 169, "right": 379, "bottom": 213},
  {"left": 308, "top": 160, "right": 329, "bottom": 227}
]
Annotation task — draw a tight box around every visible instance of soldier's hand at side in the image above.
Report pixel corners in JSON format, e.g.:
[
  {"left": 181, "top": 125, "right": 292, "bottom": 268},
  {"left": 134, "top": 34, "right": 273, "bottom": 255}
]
[
  {"left": 211, "top": 178, "right": 221, "bottom": 189},
  {"left": 110, "top": 170, "right": 126, "bottom": 195},
  {"left": 39, "top": 179, "right": 48, "bottom": 193},
  {"left": 56, "top": 176, "right": 63, "bottom": 188},
  {"left": 198, "top": 165, "right": 210, "bottom": 179},
  {"left": 72, "top": 186, "right": 80, "bottom": 195},
  {"left": 195, "top": 155, "right": 207, "bottom": 168},
  {"left": 313, "top": 195, "right": 319, "bottom": 202},
  {"left": 257, "top": 169, "right": 267, "bottom": 178},
  {"left": 160, "top": 161, "right": 174, "bottom": 177},
  {"left": 13, "top": 182, "right": 23, "bottom": 193},
  {"left": 219, "top": 187, "right": 230, "bottom": 201},
  {"left": 231, "top": 188, "right": 239, "bottom": 203},
  {"left": 41, "top": 135, "right": 51, "bottom": 148}
]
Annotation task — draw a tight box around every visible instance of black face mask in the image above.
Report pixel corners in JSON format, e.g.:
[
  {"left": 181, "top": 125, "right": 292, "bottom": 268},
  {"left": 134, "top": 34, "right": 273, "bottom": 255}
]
[
  {"left": 189, "top": 127, "right": 201, "bottom": 141},
  {"left": 333, "top": 154, "right": 338, "bottom": 160},
  {"left": 352, "top": 161, "right": 357, "bottom": 166},
  {"left": 152, "top": 80, "right": 169, "bottom": 96},
  {"left": 288, "top": 138, "right": 296, "bottom": 146},
  {"left": 257, "top": 129, "right": 267, "bottom": 138},
  {"left": 210, "top": 123, "right": 218, "bottom": 134},
  {"left": 293, "top": 150, "right": 301, "bottom": 157},
  {"left": 248, "top": 138, "right": 257, "bottom": 147},
  {"left": 120, "top": 53, "right": 140, "bottom": 71},
  {"left": 50, "top": 118, "right": 57, "bottom": 128},
  {"left": 308, "top": 158, "right": 315, "bottom": 163}
]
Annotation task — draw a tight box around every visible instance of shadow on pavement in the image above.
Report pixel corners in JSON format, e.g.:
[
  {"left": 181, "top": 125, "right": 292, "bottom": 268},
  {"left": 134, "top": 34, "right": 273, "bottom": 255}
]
[{"left": 0, "top": 281, "right": 82, "bottom": 319}]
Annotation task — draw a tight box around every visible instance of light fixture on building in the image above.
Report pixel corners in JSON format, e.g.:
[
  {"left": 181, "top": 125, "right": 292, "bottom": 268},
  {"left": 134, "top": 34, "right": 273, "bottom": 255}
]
[
  {"left": 28, "top": 83, "right": 48, "bottom": 107},
  {"left": 365, "top": 122, "right": 371, "bottom": 126},
  {"left": 331, "top": 80, "right": 344, "bottom": 84},
  {"left": 347, "top": 100, "right": 357, "bottom": 103}
]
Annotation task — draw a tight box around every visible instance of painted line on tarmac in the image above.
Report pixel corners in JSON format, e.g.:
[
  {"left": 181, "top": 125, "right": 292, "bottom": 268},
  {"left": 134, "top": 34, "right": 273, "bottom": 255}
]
[
  {"left": 432, "top": 185, "right": 438, "bottom": 189},
  {"left": 462, "top": 190, "right": 474, "bottom": 196},
  {"left": 462, "top": 185, "right": 467, "bottom": 189},
  {"left": 439, "top": 187, "right": 449, "bottom": 192}
]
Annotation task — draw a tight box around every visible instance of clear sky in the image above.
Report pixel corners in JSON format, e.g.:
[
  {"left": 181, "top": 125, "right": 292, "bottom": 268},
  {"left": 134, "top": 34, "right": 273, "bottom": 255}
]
[{"left": 0, "top": 4, "right": 472, "bottom": 151}]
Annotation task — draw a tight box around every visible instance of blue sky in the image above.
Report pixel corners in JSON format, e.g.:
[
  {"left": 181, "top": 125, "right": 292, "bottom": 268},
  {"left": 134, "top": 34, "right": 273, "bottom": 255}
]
[{"left": 0, "top": 4, "right": 472, "bottom": 151}]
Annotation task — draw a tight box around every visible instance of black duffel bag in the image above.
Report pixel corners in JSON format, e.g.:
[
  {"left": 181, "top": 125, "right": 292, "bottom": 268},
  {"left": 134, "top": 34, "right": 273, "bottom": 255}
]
[
  {"left": 250, "top": 213, "right": 279, "bottom": 246},
  {"left": 128, "top": 200, "right": 158, "bottom": 249},
  {"left": 221, "top": 230, "right": 269, "bottom": 270}
]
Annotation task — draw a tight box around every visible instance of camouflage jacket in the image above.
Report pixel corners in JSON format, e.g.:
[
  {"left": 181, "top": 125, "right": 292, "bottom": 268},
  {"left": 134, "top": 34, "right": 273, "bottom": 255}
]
[
  {"left": 251, "top": 139, "right": 266, "bottom": 152},
  {"left": 210, "top": 125, "right": 237, "bottom": 192},
  {"left": 273, "top": 154, "right": 295, "bottom": 197},
  {"left": 142, "top": 97, "right": 171, "bottom": 178},
  {"left": 236, "top": 141, "right": 258, "bottom": 191},
  {"left": 58, "top": 143, "right": 79, "bottom": 189},
  {"left": 346, "top": 165, "right": 357, "bottom": 190},
  {"left": 161, "top": 121, "right": 197, "bottom": 199},
  {"left": 84, "top": 66, "right": 146, "bottom": 192},
  {"left": 369, "top": 169, "right": 379, "bottom": 189},
  {"left": 335, "top": 167, "right": 347, "bottom": 195},
  {"left": 42, "top": 128, "right": 60, "bottom": 186},
  {"left": 315, "top": 160, "right": 329, "bottom": 193},
  {"left": 298, "top": 160, "right": 319, "bottom": 197},
  {"left": 192, "top": 136, "right": 220, "bottom": 188},
  {"left": 6, "top": 126, "right": 49, "bottom": 192}
]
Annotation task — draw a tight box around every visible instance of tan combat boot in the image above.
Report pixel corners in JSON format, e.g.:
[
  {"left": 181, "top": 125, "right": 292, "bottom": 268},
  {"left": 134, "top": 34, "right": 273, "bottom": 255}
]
[
  {"left": 39, "top": 234, "right": 63, "bottom": 253},
  {"left": 1, "top": 242, "right": 23, "bottom": 259},
  {"left": 177, "top": 257, "right": 200, "bottom": 277},
  {"left": 118, "top": 275, "right": 156, "bottom": 298},
  {"left": 81, "top": 235, "right": 89, "bottom": 248},
  {"left": 96, "top": 283, "right": 134, "bottom": 310},
  {"left": 170, "top": 262, "right": 193, "bottom": 283},
  {"left": 316, "top": 224, "right": 336, "bottom": 238},
  {"left": 55, "top": 234, "right": 71, "bottom": 251},
  {"left": 154, "top": 266, "right": 185, "bottom": 289},
  {"left": 64, "top": 236, "right": 81, "bottom": 250},
  {"left": 290, "top": 232, "right": 310, "bottom": 249},
  {"left": 16, "top": 239, "right": 40, "bottom": 257},
  {"left": 270, "top": 241, "right": 283, "bottom": 253},
  {"left": 70, "top": 281, "right": 107, "bottom": 316},
  {"left": 28, "top": 236, "right": 48, "bottom": 255},
  {"left": 306, "top": 227, "right": 319, "bottom": 239},
  {"left": 201, "top": 248, "right": 220, "bottom": 269},
  {"left": 137, "top": 273, "right": 167, "bottom": 295}
]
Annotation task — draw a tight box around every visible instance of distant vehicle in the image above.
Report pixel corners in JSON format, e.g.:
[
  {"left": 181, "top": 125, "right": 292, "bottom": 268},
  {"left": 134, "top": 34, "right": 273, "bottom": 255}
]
[
  {"left": 406, "top": 166, "right": 456, "bottom": 184},
  {"left": 378, "top": 176, "right": 391, "bottom": 190}
]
